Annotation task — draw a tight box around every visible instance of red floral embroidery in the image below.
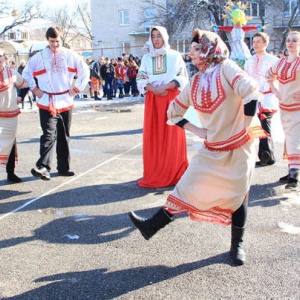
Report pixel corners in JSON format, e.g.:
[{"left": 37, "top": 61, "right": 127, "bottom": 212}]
[
  {"left": 0, "top": 68, "right": 12, "bottom": 92},
  {"left": 191, "top": 69, "right": 226, "bottom": 114},
  {"left": 276, "top": 57, "right": 300, "bottom": 84}
]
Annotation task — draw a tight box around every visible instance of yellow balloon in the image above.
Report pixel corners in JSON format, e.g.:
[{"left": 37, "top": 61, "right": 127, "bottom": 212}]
[{"left": 230, "top": 9, "right": 247, "bottom": 25}]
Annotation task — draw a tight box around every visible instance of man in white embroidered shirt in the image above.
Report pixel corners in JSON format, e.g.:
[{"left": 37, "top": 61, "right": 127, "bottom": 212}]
[{"left": 23, "top": 27, "right": 90, "bottom": 180}]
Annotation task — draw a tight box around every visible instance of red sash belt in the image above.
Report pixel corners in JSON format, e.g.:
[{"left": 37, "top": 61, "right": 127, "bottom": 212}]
[
  {"left": 257, "top": 102, "right": 277, "bottom": 120},
  {"left": 43, "top": 90, "right": 69, "bottom": 116},
  {"left": 204, "top": 127, "right": 267, "bottom": 152},
  {"left": 204, "top": 129, "right": 250, "bottom": 151}
]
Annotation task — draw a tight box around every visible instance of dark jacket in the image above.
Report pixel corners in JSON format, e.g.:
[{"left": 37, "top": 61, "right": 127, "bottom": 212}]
[
  {"left": 100, "top": 63, "right": 115, "bottom": 79},
  {"left": 91, "top": 61, "right": 101, "bottom": 79}
]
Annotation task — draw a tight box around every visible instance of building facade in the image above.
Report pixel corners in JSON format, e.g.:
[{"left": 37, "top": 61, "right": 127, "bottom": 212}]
[
  {"left": 91, "top": 0, "right": 168, "bottom": 59},
  {"left": 90, "top": 0, "right": 300, "bottom": 59}
]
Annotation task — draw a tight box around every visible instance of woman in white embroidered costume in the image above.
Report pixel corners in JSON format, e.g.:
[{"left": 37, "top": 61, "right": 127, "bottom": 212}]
[
  {"left": 136, "top": 26, "right": 189, "bottom": 188},
  {"left": 267, "top": 31, "right": 300, "bottom": 190},
  {"left": 129, "top": 29, "right": 266, "bottom": 266},
  {"left": 0, "top": 50, "right": 27, "bottom": 182}
]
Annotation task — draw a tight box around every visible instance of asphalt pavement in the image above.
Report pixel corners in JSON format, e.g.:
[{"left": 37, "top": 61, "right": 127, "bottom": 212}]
[{"left": 0, "top": 96, "right": 299, "bottom": 299}]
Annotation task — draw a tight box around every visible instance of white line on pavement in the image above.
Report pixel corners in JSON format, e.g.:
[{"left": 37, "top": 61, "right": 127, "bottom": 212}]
[{"left": 0, "top": 143, "right": 142, "bottom": 221}]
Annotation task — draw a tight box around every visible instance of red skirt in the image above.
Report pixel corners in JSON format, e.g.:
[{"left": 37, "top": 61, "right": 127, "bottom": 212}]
[
  {"left": 90, "top": 77, "right": 100, "bottom": 92},
  {"left": 138, "top": 89, "right": 188, "bottom": 188}
]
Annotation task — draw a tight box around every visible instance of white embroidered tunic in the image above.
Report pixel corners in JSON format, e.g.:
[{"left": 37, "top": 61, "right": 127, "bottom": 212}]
[
  {"left": 269, "top": 56, "right": 300, "bottom": 165},
  {"left": 22, "top": 47, "right": 90, "bottom": 113},
  {"left": 137, "top": 50, "right": 188, "bottom": 94},
  {"left": 244, "top": 53, "right": 279, "bottom": 113}
]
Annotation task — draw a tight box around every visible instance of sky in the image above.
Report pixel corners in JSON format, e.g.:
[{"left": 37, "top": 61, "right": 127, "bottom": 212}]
[
  {"left": 40, "top": 0, "right": 73, "bottom": 9},
  {"left": 16, "top": 0, "right": 73, "bottom": 10}
]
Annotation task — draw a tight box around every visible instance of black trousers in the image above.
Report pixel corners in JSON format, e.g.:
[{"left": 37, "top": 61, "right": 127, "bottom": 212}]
[
  {"left": 6, "top": 140, "right": 16, "bottom": 174},
  {"left": 36, "top": 109, "right": 72, "bottom": 172},
  {"left": 258, "top": 112, "right": 274, "bottom": 161},
  {"left": 19, "top": 88, "right": 32, "bottom": 109}
]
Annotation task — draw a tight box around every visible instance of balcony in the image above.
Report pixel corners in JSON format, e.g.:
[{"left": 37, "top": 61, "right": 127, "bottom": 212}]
[{"left": 273, "top": 15, "right": 300, "bottom": 29}]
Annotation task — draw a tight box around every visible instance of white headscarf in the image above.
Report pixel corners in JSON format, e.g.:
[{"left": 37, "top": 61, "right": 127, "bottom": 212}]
[{"left": 143, "top": 26, "right": 171, "bottom": 57}]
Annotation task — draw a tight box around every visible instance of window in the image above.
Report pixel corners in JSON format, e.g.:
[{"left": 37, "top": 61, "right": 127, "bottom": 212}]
[
  {"left": 144, "top": 7, "right": 155, "bottom": 32},
  {"left": 9, "top": 31, "right": 15, "bottom": 40},
  {"left": 120, "top": 42, "right": 130, "bottom": 55},
  {"left": 145, "top": 26, "right": 152, "bottom": 33},
  {"left": 144, "top": 7, "right": 155, "bottom": 19},
  {"left": 247, "top": 2, "right": 265, "bottom": 18},
  {"left": 250, "top": 3, "right": 259, "bottom": 17},
  {"left": 283, "top": 0, "right": 298, "bottom": 16},
  {"left": 21, "top": 32, "right": 28, "bottom": 40},
  {"left": 119, "top": 10, "right": 129, "bottom": 26}
]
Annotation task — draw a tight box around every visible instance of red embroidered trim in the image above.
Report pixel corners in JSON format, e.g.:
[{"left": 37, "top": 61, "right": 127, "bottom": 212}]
[
  {"left": 203, "top": 129, "right": 250, "bottom": 151},
  {"left": 68, "top": 67, "right": 77, "bottom": 73},
  {"left": 0, "top": 109, "right": 20, "bottom": 118},
  {"left": 232, "top": 74, "right": 243, "bottom": 88},
  {"left": 279, "top": 102, "right": 300, "bottom": 111},
  {"left": 73, "top": 87, "right": 80, "bottom": 93},
  {"left": 16, "top": 79, "right": 26, "bottom": 89},
  {"left": 257, "top": 102, "right": 277, "bottom": 115},
  {"left": 262, "top": 90, "right": 272, "bottom": 94},
  {"left": 287, "top": 154, "right": 300, "bottom": 160},
  {"left": 36, "top": 103, "right": 74, "bottom": 114},
  {"left": 0, "top": 68, "right": 12, "bottom": 92},
  {"left": 276, "top": 57, "right": 300, "bottom": 84},
  {"left": 0, "top": 154, "right": 9, "bottom": 165},
  {"left": 175, "top": 98, "right": 188, "bottom": 109},
  {"left": 165, "top": 194, "right": 233, "bottom": 226},
  {"left": 191, "top": 70, "right": 226, "bottom": 114},
  {"left": 33, "top": 69, "right": 46, "bottom": 77}
]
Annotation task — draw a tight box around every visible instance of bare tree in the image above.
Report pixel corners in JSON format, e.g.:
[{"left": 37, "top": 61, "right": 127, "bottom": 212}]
[
  {"left": 46, "top": 6, "right": 75, "bottom": 47},
  {"left": 141, "top": 0, "right": 292, "bottom": 49},
  {"left": 44, "top": 1, "right": 91, "bottom": 48},
  {"left": 74, "top": 0, "right": 92, "bottom": 44},
  {"left": 280, "top": 1, "right": 300, "bottom": 49},
  {"left": 0, "top": 0, "right": 41, "bottom": 36},
  {"left": 141, "top": 0, "right": 233, "bottom": 47}
]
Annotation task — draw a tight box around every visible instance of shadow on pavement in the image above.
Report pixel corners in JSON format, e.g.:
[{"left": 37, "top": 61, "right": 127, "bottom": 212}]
[
  {"left": 8, "top": 253, "right": 231, "bottom": 299},
  {"left": 249, "top": 181, "right": 289, "bottom": 207},
  {"left": 0, "top": 180, "right": 168, "bottom": 212},
  {"left": 0, "top": 212, "right": 135, "bottom": 249}
]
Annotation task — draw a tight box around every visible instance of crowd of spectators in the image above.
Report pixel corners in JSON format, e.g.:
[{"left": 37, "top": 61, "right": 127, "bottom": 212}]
[{"left": 86, "top": 53, "right": 141, "bottom": 100}]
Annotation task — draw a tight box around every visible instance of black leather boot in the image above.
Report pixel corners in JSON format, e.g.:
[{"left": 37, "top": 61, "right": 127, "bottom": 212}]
[
  {"left": 230, "top": 225, "right": 246, "bottom": 265},
  {"left": 7, "top": 173, "right": 22, "bottom": 183},
  {"left": 129, "top": 208, "right": 173, "bottom": 240},
  {"left": 285, "top": 168, "right": 298, "bottom": 190},
  {"left": 279, "top": 174, "right": 289, "bottom": 183}
]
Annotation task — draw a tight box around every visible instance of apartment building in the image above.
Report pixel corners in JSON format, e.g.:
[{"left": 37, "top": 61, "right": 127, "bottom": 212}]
[
  {"left": 90, "top": 0, "right": 167, "bottom": 59},
  {"left": 90, "top": 0, "right": 300, "bottom": 59}
]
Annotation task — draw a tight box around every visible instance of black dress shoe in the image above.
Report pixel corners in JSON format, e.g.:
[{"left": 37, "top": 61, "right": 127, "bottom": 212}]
[
  {"left": 7, "top": 173, "right": 22, "bottom": 183},
  {"left": 58, "top": 171, "right": 75, "bottom": 177}
]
